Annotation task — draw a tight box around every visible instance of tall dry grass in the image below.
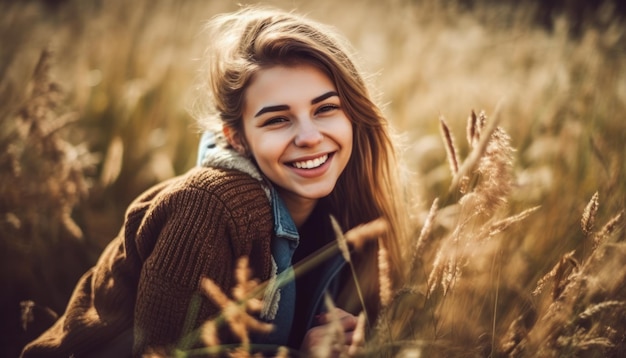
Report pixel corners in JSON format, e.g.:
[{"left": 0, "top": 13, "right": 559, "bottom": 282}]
[{"left": 1, "top": 0, "right": 625, "bottom": 356}]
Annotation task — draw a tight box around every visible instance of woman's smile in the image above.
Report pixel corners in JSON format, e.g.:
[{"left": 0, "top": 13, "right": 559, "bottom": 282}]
[
  {"left": 289, "top": 153, "right": 330, "bottom": 169},
  {"left": 287, "top": 152, "right": 335, "bottom": 179}
]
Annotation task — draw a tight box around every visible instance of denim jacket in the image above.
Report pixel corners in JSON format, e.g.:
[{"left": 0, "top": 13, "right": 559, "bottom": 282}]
[{"left": 197, "top": 132, "right": 347, "bottom": 348}]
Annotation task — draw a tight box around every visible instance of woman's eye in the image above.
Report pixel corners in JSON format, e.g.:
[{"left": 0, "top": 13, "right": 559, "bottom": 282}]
[
  {"left": 262, "top": 117, "right": 288, "bottom": 126},
  {"left": 316, "top": 104, "right": 340, "bottom": 114}
]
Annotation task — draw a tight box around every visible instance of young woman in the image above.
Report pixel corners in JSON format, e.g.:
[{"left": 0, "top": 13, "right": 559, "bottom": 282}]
[{"left": 22, "top": 6, "right": 409, "bottom": 356}]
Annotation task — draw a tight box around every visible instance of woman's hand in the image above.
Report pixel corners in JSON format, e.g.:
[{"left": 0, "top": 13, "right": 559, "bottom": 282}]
[{"left": 300, "top": 308, "right": 360, "bottom": 357}]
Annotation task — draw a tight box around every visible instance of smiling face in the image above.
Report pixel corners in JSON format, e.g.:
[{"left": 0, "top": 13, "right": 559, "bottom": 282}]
[{"left": 234, "top": 64, "right": 353, "bottom": 213}]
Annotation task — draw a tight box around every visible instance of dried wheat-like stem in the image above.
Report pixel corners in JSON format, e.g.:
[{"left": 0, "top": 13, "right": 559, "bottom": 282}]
[
  {"left": 425, "top": 108, "right": 515, "bottom": 302},
  {"left": 498, "top": 308, "right": 536, "bottom": 356},
  {"left": 330, "top": 216, "right": 386, "bottom": 325},
  {"left": 232, "top": 257, "right": 263, "bottom": 313},
  {"left": 200, "top": 257, "right": 274, "bottom": 352},
  {"left": 523, "top": 230, "right": 626, "bottom": 353},
  {"left": 568, "top": 337, "right": 614, "bottom": 351},
  {"left": 312, "top": 294, "right": 348, "bottom": 358},
  {"left": 331, "top": 215, "right": 388, "bottom": 258},
  {"left": 331, "top": 215, "right": 351, "bottom": 262},
  {"left": 413, "top": 198, "right": 439, "bottom": 262},
  {"left": 592, "top": 210, "right": 624, "bottom": 250},
  {"left": 466, "top": 110, "right": 478, "bottom": 147},
  {"left": 19, "top": 300, "right": 58, "bottom": 331},
  {"left": 344, "top": 217, "right": 388, "bottom": 251},
  {"left": 577, "top": 300, "right": 626, "bottom": 322},
  {"left": 486, "top": 206, "right": 541, "bottom": 238},
  {"left": 202, "top": 279, "right": 247, "bottom": 344},
  {"left": 426, "top": 221, "right": 464, "bottom": 298},
  {"left": 426, "top": 250, "right": 446, "bottom": 298},
  {"left": 378, "top": 239, "right": 392, "bottom": 307},
  {"left": 581, "top": 192, "right": 599, "bottom": 237},
  {"left": 440, "top": 116, "right": 459, "bottom": 175},
  {"left": 348, "top": 311, "right": 367, "bottom": 356},
  {"left": 228, "top": 347, "right": 264, "bottom": 358},
  {"left": 462, "top": 124, "right": 513, "bottom": 217},
  {"left": 441, "top": 258, "right": 460, "bottom": 297},
  {"left": 532, "top": 250, "right": 579, "bottom": 299},
  {"left": 426, "top": 208, "right": 479, "bottom": 298},
  {"left": 275, "top": 346, "right": 290, "bottom": 358},
  {"left": 450, "top": 106, "right": 502, "bottom": 192},
  {"left": 200, "top": 320, "right": 220, "bottom": 347},
  {"left": 4, "top": 49, "right": 93, "bottom": 244},
  {"left": 202, "top": 278, "right": 273, "bottom": 344}
]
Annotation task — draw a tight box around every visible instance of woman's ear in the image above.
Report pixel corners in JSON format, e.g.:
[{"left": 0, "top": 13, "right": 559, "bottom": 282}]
[{"left": 223, "top": 126, "right": 248, "bottom": 155}]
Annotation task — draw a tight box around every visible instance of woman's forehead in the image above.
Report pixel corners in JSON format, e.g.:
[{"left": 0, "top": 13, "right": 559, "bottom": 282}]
[{"left": 243, "top": 64, "right": 337, "bottom": 113}]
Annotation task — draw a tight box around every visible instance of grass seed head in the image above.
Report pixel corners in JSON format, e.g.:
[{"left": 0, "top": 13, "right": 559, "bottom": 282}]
[
  {"left": 440, "top": 116, "right": 459, "bottom": 175},
  {"left": 581, "top": 192, "right": 599, "bottom": 237},
  {"left": 378, "top": 239, "right": 393, "bottom": 306}
]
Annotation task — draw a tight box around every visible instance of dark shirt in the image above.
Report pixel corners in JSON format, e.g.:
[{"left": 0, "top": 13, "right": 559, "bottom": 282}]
[{"left": 288, "top": 200, "right": 339, "bottom": 348}]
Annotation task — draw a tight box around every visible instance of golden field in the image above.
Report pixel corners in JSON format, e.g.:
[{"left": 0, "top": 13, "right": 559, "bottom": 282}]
[{"left": 1, "top": 0, "right": 625, "bottom": 356}]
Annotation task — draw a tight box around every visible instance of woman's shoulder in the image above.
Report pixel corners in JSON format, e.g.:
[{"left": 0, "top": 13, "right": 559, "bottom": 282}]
[
  {"left": 126, "top": 166, "right": 273, "bottom": 258},
  {"left": 178, "top": 166, "right": 270, "bottom": 202},
  {"left": 126, "top": 166, "right": 270, "bottom": 220}
]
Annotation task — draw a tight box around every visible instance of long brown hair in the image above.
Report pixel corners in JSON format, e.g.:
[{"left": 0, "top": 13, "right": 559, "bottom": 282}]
[{"left": 193, "top": 5, "right": 410, "bottom": 313}]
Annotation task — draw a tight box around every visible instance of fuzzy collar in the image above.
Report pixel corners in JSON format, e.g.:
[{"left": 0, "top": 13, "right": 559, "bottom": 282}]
[{"left": 199, "top": 132, "right": 270, "bottom": 199}]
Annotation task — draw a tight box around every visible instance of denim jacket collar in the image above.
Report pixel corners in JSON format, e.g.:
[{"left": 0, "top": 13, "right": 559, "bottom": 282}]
[{"left": 270, "top": 186, "right": 299, "bottom": 242}]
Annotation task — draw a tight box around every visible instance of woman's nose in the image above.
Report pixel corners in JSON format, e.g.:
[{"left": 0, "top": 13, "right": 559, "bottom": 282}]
[{"left": 294, "top": 119, "right": 323, "bottom": 147}]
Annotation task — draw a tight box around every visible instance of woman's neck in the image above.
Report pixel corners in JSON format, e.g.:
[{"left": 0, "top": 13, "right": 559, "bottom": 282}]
[{"left": 277, "top": 190, "right": 318, "bottom": 228}]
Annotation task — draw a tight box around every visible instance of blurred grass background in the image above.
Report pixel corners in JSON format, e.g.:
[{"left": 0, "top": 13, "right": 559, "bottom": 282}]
[{"left": 1, "top": 0, "right": 625, "bottom": 356}]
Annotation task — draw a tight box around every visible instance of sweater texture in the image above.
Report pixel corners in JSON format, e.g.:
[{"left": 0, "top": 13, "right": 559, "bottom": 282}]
[{"left": 21, "top": 165, "right": 274, "bottom": 356}]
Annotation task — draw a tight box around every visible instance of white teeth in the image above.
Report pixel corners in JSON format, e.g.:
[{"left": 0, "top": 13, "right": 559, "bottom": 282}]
[{"left": 293, "top": 154, "right": 328, "bottom": 169}]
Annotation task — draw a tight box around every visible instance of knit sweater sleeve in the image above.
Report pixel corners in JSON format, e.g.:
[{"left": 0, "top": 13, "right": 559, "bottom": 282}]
[
  {"left": 20, "top": 179, "right": 174, "bottom": 358},
  {"left": 20, "top": 167, "right": 273, "bottom": 357},
  {"left": 131, "top": 167, "right": 273, "bottom": 354}
]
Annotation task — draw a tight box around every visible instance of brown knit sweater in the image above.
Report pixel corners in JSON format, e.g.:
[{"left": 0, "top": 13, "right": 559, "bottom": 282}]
[{"left": 21, "top": 166, "right": 274, "bottom": 356}]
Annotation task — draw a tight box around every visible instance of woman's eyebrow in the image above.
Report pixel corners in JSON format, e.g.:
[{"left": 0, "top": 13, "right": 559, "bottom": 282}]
[
  {"left": 255, "top": 105, "right": 289, "bottom": 117},
  {"left": 254, "top": 91, "right": 339, "bottom": 117},
  {"left": 311, "top": 91, "right": 339, "bottom": 104}
]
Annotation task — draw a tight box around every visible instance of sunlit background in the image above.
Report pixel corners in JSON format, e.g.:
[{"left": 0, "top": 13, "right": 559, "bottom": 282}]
[{"left": 1, "top": 0, "right": 625, "bottom": 356}]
